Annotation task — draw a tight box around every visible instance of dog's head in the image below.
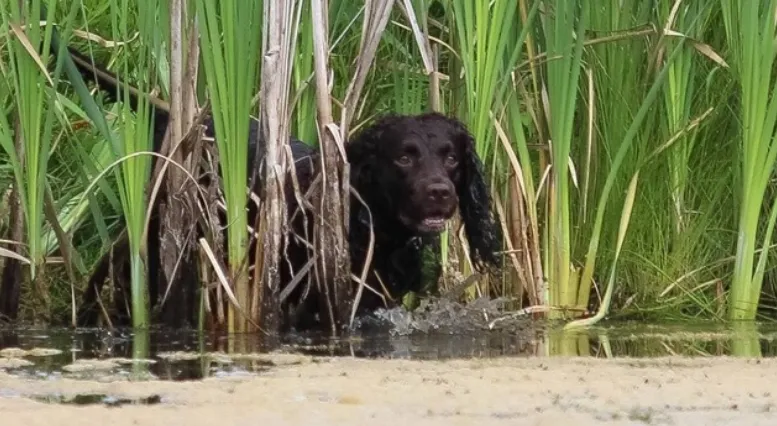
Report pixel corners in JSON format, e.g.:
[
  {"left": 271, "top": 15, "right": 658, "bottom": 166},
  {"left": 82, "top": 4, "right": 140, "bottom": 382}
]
[
  {"left": 347, "top": 112, "right": 501, "bottom": 268},
  {"left": 348, "top": 113, "right": 472, "bottom": 234}
]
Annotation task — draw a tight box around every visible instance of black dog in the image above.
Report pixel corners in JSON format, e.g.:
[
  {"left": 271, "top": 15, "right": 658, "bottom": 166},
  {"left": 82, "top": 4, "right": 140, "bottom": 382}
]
[
  {"left": 61, "top": 46, "right": 503, "bottom": 331},
  {"left": 274, "top": 113, "right": 504, "bottom": 329}
]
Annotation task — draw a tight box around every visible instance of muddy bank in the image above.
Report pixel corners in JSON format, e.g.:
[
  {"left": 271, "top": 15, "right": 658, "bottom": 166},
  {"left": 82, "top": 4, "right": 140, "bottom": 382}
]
[{"left": 1, "top": 356, "right": 776, "bottom": 425}]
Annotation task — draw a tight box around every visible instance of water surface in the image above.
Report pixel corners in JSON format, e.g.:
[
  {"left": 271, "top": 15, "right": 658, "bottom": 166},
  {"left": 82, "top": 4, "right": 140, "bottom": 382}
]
[{"left": 1, "top": 316, "right": 775, "bottom": 382}]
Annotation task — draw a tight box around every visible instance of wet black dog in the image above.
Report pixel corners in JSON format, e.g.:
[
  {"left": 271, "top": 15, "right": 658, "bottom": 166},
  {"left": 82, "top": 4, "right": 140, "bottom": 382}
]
[
  {"left": 62, "top": 46, "right": 503, "bottom": 331},
  {"left": 275, "top": 113, "right": 504, "bottom": 329}
]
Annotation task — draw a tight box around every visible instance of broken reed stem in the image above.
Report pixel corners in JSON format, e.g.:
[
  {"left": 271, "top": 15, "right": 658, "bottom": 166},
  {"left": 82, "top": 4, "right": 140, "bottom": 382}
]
[
  {"left": 310, "top": 0, "right": 351, "bottom": 334},
  {"left": 259, "top": 1, "right": 298, "bottom": 332}
]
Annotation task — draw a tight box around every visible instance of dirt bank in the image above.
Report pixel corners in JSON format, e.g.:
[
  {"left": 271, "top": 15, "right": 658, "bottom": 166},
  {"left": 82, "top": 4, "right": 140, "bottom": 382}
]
[{"left": 1, "top": 356, "right": 775, "bottom": 425}]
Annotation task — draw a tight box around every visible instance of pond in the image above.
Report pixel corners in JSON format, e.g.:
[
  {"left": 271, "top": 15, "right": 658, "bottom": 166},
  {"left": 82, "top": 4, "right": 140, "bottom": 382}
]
[{"left": 2, "top": 308, "right": 777, "bottom": 425}]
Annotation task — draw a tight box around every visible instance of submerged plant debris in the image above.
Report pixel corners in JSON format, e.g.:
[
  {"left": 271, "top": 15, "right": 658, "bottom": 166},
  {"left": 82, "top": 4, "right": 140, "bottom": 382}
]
[{"left": 30, "top": 393, "right": 163, "bottom": 407}]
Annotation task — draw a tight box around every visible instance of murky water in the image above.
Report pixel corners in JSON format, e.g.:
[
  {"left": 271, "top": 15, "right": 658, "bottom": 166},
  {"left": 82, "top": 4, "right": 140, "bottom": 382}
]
[
  {"left": 1, "top": 317, "right": 776, "bottom": 383},
  {"left": 3, "top": 302, "right": 776, "bottom": 421},
  {"left": 1, "top": 297, "right": 776, "bottom": 384},
  {"left": 2, "top": 310, "right": 777, "bottom": 412}
]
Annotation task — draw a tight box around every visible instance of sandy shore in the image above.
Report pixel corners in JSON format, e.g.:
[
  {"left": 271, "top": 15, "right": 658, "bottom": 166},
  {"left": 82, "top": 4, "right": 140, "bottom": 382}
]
[{"left": 1, "top": 355, "right": 775, "bottom": 425}]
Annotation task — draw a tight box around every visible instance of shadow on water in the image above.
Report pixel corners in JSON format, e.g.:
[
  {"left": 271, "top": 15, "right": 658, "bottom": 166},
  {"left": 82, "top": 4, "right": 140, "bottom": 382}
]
[{"left": 1, "top": 302, "right": 777, "bottom": 383}]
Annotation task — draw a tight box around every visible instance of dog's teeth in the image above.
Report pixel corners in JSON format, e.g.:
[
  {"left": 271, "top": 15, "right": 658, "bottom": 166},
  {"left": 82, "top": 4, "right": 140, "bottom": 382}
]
[{"left": 423, "top": 217, "right": 445, "bottom": 226}]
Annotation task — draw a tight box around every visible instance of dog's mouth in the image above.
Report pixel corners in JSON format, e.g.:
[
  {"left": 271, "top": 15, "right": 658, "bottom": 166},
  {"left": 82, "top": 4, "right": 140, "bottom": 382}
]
[
  {"left": 399, "top": 212, "right": 450, "bottom": 234},
  {"left": 419, "top": 216, "right": 447, "bottom": 232}
]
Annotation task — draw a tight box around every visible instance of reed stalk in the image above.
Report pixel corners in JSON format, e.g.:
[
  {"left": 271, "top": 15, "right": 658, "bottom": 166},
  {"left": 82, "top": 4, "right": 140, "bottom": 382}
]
[
  {"left": 720, "top": 0, "right": 777, "bottom": 321},
  {"left": 196, "top": 0, "right": 263, "bottom": 332}
]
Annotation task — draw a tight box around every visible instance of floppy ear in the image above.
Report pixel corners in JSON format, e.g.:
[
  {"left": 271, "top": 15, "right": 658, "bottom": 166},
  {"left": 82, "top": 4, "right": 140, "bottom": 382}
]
[
  {"left": 345, "top": 127, "right": 377, "bottom": 191},
  {"left": 345, "top": 114, "right": 403, "bottom": 194},
  {"left": 448, "top": 118, "right": 503, "bottom": 271}
]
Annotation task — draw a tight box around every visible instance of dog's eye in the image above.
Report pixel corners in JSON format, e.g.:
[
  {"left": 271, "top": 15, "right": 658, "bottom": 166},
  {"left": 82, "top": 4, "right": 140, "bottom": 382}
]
[
  {"left": 445, "top": 155, "right": 458, "bottom": 167},
  {"left": 396, "top": 155, "right": 412, "bottom": 167}
]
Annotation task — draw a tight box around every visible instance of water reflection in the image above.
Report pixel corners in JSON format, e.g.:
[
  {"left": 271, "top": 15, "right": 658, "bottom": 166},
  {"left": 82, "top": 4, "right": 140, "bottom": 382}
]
[{"left": 0, "top": 320, "right": 775, "bottom": 381}]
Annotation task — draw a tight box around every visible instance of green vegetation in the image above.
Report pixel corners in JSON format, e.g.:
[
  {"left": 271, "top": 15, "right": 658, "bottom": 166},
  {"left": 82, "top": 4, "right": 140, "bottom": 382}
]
[
  {"left": 0, "top": 0, "right": 776, "bottom": 330},
  {"left": 197, "top": 0, "right": 262, "bottom": 333}
]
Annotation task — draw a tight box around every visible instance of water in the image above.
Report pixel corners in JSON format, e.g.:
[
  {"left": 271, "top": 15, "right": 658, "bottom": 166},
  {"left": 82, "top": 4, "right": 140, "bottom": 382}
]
[
  {"left": 2, "top": 297, "right": 777, "bottom": 385},
  {"left": 2, "top": 303, "right": 775, "bottom": 421},
  {"left": 1, "top": 318, "right": 776, "bottom": 382},
  {"left": 1, "top": 316, "right": 777, "bottom": 409}
]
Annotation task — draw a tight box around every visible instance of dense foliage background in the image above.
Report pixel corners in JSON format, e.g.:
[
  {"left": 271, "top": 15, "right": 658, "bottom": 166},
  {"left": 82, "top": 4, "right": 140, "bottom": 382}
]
[{"left": 1, "top": 0, "right": 776, "bottom": 330}]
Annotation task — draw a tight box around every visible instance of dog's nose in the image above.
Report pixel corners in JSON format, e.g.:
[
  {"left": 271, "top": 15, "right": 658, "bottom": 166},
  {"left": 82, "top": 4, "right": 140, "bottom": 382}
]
[{"left": 427, "top": 182, "right": 453, "bottom": 201}]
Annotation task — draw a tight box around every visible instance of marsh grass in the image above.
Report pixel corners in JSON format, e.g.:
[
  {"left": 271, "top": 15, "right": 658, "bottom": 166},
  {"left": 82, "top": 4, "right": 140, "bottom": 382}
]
[
  {"left": 196, "top": 0, "right": 263, "bottom": 333},
  {"left": 2, "top": 0, "right": 777, "bottom": 330},
  {"left": 109, "top": 0, "right": 160, "bottom": 329},
  {"left": 720, "top": 0, "right": 777, "bottom": 321},
  {"left": 0, "top": 0, "right": 82, "bottom": 320}
]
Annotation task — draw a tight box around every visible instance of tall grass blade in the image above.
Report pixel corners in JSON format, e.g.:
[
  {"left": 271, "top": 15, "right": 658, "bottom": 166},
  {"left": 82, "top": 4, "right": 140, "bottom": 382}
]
[
  {"left": 566, "top": 171, "right": 638, "bottom": 329},
  {"left": 721, "top": 0, "right": 777, "bottom": 320},
  {"left": 541, "top": 1, "right": 588, "bottom": 317},
  {"left": 0, "top": 0, "right": 77, "bottom": 318},
  {"left": 197, "top": 0, "right": 262, "bottom": 332},
  {"left": 101, "top": 0, "right": 161, "bottom": 328},
  {"left": 577, "top": 40, "right": 687, "bottom": 314}
]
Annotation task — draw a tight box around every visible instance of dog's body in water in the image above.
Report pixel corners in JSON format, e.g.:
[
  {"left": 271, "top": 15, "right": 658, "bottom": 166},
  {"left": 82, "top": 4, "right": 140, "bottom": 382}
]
[{"left": 63, "top": 46, "right": 503, "bottom": 332}]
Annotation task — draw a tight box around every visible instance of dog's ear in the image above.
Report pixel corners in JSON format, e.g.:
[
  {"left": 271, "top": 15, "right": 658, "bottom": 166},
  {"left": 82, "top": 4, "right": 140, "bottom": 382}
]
[
  {"left": 346, "top": 114, "right": 401, "bottom": 187},
  {"left": 446, "top": 116, "right": 503, "bottom": 271},
  {"left": 345, "top": 127, "right": 376, "bottom": 188}
]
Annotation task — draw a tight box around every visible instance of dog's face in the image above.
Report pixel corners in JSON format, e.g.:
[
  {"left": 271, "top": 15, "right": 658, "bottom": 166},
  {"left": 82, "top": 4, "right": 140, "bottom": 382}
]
[
  {"left": 356, "top": 114, "right": 469, "bottom": 235},
  {"left": 348, "top": 112, "right": 502, "bottom": 270}
]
